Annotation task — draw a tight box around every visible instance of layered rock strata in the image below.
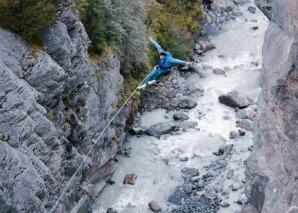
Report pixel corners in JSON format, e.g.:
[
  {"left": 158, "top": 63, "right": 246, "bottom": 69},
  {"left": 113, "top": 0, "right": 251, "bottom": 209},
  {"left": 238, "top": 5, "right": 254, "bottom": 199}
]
[
  {"left": 0, "top": 1, "right": 133, "bottom": 213},
  {"left": 245, "top": 0, "right": 298, "bottom": 212}
]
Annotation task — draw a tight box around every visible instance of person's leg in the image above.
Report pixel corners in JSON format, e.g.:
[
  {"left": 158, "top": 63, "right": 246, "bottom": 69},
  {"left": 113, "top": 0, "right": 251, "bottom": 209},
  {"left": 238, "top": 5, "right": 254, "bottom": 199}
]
[
  {"left": 137, "top": 67, "right": 158, "bottom": 89},
  {"left": 146, "top": 68, "right": 171, "bottom": 84},
  {"left": 159, "top": 69, "right": 171, "bottom": 76},
  {"left": 145, "top": 67, "right": 159, "bottom": 85}
]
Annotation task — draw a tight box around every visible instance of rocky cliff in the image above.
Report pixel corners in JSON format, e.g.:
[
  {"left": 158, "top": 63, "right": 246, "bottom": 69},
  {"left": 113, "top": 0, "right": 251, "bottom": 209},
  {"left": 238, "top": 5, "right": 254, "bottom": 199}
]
[
  {"left": 0, "top": 1, "right": 134, "bottom": 213},
  {"left": 245, "top": 0, "right": 298, "bottom": 212}
]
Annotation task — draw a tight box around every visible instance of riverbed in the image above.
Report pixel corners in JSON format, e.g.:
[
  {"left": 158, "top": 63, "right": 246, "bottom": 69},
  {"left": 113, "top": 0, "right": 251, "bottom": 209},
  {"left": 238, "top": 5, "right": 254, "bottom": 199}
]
[{"left": 91, "top": 1, "right": 269, "bottom": 212}]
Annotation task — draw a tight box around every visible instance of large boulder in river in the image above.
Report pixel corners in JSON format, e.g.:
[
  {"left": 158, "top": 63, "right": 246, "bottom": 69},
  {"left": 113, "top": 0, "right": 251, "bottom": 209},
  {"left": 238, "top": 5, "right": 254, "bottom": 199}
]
[
  {"left": 218, "top": 91, "right": 250, "bottom": 109},
  {"left": 245, "top": 0, "right": 298, "bottom": 212},
  {"left": 145, "top": 122, "right": 178, "bottom": 138}
]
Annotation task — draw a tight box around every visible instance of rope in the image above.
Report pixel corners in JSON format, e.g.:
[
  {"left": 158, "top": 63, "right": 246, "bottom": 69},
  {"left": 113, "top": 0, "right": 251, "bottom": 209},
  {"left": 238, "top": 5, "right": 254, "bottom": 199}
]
[{"left": 49, "top": 73, "right": 150, "bottom": 213}]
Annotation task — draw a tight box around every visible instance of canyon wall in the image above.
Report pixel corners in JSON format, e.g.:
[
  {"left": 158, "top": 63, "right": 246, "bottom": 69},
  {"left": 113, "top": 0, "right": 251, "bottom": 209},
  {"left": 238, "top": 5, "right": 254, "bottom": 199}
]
[
  {"left": 245, "top": 0, "right": 298, "bottom": 212},
  {"left": 0, "top": 1, "right": 134, "bottom": 212}
]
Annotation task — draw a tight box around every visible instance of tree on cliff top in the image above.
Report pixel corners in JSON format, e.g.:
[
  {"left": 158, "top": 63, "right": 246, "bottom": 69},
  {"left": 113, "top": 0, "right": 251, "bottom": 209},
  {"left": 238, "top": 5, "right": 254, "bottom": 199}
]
[
  {"left": 80, "top": 0, "right": 148, "bottom": 78},
  {"left": 0, "top": 0, "right": 58, "bottom": 44}
]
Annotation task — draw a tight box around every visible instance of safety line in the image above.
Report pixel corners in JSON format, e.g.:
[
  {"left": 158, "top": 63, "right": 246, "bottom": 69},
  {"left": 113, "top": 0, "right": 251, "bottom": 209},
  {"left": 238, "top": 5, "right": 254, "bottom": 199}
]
[{"left": 49, "top": 73, "right": 150, "bottom": 213}]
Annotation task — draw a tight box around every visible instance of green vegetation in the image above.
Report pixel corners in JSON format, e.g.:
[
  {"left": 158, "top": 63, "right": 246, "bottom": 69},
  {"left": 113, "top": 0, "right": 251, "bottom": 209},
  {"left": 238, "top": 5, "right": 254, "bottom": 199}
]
[
  {"left": 0, "top": 0, "right": 58, "bottom": 44},
  {"left": 78, "top": 0, "right": 148, "bottom": 77},
  {"left": 77, "top": 0, "right": 203, "bottom": 103},
  {"left": 147, "top": 0, "right": 203, "bottom": 62}
]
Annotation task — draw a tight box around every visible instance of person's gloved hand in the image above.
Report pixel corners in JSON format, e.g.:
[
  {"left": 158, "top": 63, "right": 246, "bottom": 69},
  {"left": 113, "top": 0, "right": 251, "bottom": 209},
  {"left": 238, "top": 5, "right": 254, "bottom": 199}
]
[{"left": 185, "top": 61, "right": 191, "bottom": 66}]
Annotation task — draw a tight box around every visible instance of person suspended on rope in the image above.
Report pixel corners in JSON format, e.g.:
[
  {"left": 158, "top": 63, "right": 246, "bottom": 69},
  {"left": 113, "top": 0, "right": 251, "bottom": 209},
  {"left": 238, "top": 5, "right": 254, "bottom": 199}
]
[{"left": 137, "top": 36, "right": 191, "bottom": 90}]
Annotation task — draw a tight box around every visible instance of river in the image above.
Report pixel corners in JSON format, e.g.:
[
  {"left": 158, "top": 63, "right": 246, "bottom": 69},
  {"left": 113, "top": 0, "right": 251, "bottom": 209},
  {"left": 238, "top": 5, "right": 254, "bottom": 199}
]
[{"left": 91, "top": 1, "right": 269, "bottom": 212}]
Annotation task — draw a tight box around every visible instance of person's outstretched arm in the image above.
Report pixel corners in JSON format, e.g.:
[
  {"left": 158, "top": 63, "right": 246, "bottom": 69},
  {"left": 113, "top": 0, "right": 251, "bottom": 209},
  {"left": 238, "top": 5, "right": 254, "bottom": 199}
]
[
  {"left": 168, "top": 57, "right": 192, "bottom": 66},
  {"left": 149, "top": 36, "right": 164, "bottom": 53}
]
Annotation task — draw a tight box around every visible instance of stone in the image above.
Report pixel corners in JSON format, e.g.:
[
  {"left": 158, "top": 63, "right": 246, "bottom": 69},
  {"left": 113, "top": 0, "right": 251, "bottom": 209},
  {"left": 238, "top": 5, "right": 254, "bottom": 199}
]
[
  {"left": 145, "top": 122, "right": 177, "bottom": 138},
  {"left": 173, "top": 113, "right": 189, "bottom": 121},
  {"left": 218, "top": 91, "right": 250, "bottom": 109},
  {"left": 227, "top": 170, "right": 234, "bottom": 179},
  {"left": 123, "top": 174, "right": 137, "bottom": 185},
  {"left": 213, "top": 68, "right": 226, "bottom": 75},
  {"left": 236, "top": 119, "right": 253, "bottom": 131},
  {"left": 229, "top": 130, "right": 239, "bottom": 139},
  {"left": 205, "top": 186, "right": 218, "bottom": 199},
  {"left": 106, "top": 207, "right": 118, "bottom": 213},
  {"left": 148, "top": 200, "right": 162, "bottom": 212},
  {"left": 220, "top": 201, "right": 230, "bottom": 207}
]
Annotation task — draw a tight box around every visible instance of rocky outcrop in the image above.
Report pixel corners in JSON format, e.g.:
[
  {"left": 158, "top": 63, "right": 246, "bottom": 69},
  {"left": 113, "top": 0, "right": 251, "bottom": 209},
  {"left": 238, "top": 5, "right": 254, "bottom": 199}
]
[
  {"left": 245, "top": 0, "right": 298, "bottom": 212},
  {"left": 0, "top": 1, "right": 132, "bottom": 213}
]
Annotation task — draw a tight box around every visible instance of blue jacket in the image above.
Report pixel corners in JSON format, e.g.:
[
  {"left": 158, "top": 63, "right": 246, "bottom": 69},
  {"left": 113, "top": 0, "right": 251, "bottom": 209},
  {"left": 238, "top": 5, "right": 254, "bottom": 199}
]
[{"left": 152, "top": 41, "right": 186, "bottom": 70}]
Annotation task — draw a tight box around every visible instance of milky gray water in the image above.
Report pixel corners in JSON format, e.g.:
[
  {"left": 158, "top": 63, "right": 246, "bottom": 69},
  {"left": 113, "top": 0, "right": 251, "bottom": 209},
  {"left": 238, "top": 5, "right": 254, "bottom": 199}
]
[{"left": 92, "top": 1, "right": 269, "bottom": 213}]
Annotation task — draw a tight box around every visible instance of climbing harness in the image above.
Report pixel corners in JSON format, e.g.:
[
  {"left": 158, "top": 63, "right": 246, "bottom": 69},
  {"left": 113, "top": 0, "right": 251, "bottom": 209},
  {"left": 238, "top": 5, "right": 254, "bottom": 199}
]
[{"left": 49, "top": 71, "right": 151, "bottom": 213}]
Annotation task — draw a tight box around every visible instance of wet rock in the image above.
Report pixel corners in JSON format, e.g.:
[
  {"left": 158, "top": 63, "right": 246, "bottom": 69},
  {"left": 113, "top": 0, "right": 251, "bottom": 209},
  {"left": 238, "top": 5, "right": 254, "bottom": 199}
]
[
  {"left": 231, "top": 182, "right": 243, "bottom": 191},
  {"left": 189, "top": 63, "right": 206, "bottom": 77},
  {"left": 236, "top": 119, "right": 254, "bottom": 131},
  {"left": 183, "top": 184, "right": 193, "bottom": 194},
  {"left": 215, "top": 159, "right": 228, "bottom": 169},
  {"left": 187, "top": 83, "right": 204, "bottom": 94},
  {"left": 181, "top": 167, "right": 200, "bottom": 178},
  {"left": 248, "top": 6, "right": 256, "bottom": 13},
  {"left": 123, "top": 174, "right": 137, "bottom": 185},
  {"left": 130, "top": 127, "right": 143, "bottom": 135},
  {"left": 248, "top": 145, "right": 254, "bottom": 151},
  {"left": 173, "top": 113, "right": 189, "bottom": 121},
  {"left": 238, "top": 129, "right": 246, "bottom": 136},
  {"left": 145, "top": 122, "right": 177, "bottom": 138},
  {"left": 237, "top": 193, "right": 248, "bottom": 204},
  {"left": 227, "top": 170, "right": 234, "bottom": 179},
  {"left": 229, "top": 130, "right": 239, "bottom": 139},
  {"left": 220, "top": 201, "right": 230, "bottom": 207},
  {"left": 221, "top": 188, "right": 230, "bottom": 196},
  {"left": 148, "top": 200, "right": 161, "bottom": 212},
  {"left": 236, "top": 107, "right": 256, "bottom": 120},
  {"left": 218, "top": 91, "right": 250, "bottom": 109},
  {"left": 213, "top": 183, "right": 224, "bottom": 193},
  {"left": 169, "top": 98, "right": 179, "bottom": 108},
  {"left": 197, "top": 40, "right": 216, "bottom": 52},
  {"left": 178, "top": 96, "right": 198, "bottom": 109},
  {"left": 106, "top": 207, "right": 118, "bottom": 213},
  {"left": 213, "top": 68, "right": 226, "bottom": 75},
  {"left": 217, "top": 144, "right": 233, "bottom": 157},
  {"left": 180, "top": 156, "right": 189, "bottom": 162},
  {"left": 205, "top": 186, "right": 218, "bottom": 199}
]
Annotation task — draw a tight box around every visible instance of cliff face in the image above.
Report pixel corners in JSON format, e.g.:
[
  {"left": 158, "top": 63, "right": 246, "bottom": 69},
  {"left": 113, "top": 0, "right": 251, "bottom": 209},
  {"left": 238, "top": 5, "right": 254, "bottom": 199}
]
[
  {"left": 0, "top": 1, "right": 131, "bottom": 213},
  {"left": 245, "top": 0, "right": 298, "bottom": 212}
]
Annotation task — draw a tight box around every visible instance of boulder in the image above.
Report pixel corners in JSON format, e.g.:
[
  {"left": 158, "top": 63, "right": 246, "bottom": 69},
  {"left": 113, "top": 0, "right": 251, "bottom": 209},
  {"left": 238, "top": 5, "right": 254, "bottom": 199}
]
[
  {"left": 148, "top": 200, "right": 162, "bottom": 212},
  {"left": 145, "top": 122, "right": 177, "bottom": 138},
  {"left": 123, "top": 174, "right": 137, "bottom": 185},
  {"left": 218, "top": 91, "right": 250, "bottom": 108}
]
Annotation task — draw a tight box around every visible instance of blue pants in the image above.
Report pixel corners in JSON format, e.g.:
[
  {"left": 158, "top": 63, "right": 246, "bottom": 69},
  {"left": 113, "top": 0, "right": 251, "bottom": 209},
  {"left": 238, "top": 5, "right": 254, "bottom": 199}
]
[{"left": 146, "top": 66, "right": 171, "bottom": 85}]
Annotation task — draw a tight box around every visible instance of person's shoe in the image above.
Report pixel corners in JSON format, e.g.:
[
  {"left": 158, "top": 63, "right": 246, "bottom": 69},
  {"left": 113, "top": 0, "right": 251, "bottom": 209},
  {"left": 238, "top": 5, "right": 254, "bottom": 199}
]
[
  {"left": 137, "top": 84, "right": 146, "bottom": 90},
  {"left": 148, "top": 80, "right": 156, "bottom": 85}
]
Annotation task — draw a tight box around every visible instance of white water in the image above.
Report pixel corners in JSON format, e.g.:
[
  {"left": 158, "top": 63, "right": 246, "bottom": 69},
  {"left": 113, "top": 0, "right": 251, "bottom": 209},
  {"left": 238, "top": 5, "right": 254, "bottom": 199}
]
[{"left": 92, "top": 2, "right": 269, "bottom": 213}]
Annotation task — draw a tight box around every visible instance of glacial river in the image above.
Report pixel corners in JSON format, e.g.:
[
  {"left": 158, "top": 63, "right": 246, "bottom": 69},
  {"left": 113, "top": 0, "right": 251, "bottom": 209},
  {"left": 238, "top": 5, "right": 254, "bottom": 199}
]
[{"left": 92, "top": 1, "right": 269, "bottom": 212}]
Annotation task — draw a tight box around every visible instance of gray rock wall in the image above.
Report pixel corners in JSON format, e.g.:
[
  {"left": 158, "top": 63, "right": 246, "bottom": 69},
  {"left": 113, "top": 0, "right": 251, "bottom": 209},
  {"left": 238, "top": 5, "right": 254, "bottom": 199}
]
[
  {"left": 0, "top": 1, "right": 131, "bottom": 213},
  {"left": 245, "top": 1, "right": 298, "bottom": 212}
]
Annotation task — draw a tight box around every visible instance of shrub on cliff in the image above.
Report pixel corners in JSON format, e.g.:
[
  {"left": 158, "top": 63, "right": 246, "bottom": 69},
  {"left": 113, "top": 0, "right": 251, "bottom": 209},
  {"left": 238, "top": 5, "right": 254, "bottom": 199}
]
[
  {"left": 79, "top": 0, "right": 148, "bottom": 78},
  {"left": 0, "top": 0, "right": 58, "bottom": 44},
  {"left": 147, "top": 0, "right": 203, "bottom": 62}
]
